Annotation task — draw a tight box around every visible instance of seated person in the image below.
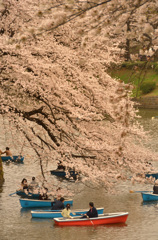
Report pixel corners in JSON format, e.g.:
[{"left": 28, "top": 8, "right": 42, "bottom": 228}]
[
  {"left": 29, "top": 177, "right": 39, "bottom": 192},
  {"left": 51, "top": 197, "right": 65, "bottom": 210},
  {"left": 2, "top": 147, "right": 12, "bottom": 156},
  {"left": 57, "top": 160, "right": 65, "bottom": 170},
  {"left": 61, "top": 204, "right": 72, "bottom": 218},
  {"left": 20, "top": 178, "right": 29, "bottom": 191},
  {"left": 39, "top": 188, "right": 49, "bottom": 200},
  {"left": 153, "top": 180, "right": 158, "bottom": 194},
  {"left": 82, "top": 202, "right": 98, "bottom": 218}
]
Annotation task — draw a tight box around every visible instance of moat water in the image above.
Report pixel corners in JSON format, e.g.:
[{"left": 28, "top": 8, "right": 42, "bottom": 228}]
[{"left": 1, "top": 109, "right": 158, "bottom": 240}]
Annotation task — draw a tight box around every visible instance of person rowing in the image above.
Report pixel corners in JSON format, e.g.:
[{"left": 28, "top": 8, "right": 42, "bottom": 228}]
[
  {"left": 2, "top": 147, "right": 12, "bottom": 156},
  {"left": 81, "top": 202, "right": 98, "bottom": 218}
]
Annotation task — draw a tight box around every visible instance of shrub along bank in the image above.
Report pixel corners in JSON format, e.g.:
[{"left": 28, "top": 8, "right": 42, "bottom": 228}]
[{"left": 109, "top": 61, "right": 158, "bottom": 98}]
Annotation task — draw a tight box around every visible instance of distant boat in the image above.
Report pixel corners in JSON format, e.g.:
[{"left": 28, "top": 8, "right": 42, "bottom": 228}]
[
  {"left": 1, "top": 156, "right": 24, "bottom": 163},
  {"left": 152, "top": 116, "right": 158, "bottom": 120},
  {"left": 141, "top": 192, "right": 158, "bottom": 201},
  {"left": 54, "top": 212, "right": 129, "bottom": 226},
  {"left": 50, "top": 169, "right": 78, "bottom": 179},
  {"left": 145, "top": 173, "right": 158, "bottom": 180},
  {"left": 19, "top": 198, "right": 73, "bottom": 208},
  {"left": 31, "top": 207, "right": 104, "bottom": 218}
]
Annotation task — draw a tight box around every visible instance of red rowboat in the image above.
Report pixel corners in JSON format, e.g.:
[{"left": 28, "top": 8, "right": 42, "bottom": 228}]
[{"left": 54, "top": 212, "right": 128, "bottom": 226}]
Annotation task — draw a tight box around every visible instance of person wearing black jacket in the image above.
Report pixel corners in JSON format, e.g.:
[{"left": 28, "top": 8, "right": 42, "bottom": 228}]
[
  {"left": 51, "top": 197, "right": 65, "bottom": 210},
  {"left": 82, "top": 202, "right": 98, "bottom": 218},
  {"left": 153, "top": 180, "right": 158, "bottom": 194}
]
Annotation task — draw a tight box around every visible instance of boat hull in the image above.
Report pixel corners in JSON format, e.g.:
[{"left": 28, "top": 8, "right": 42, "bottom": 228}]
[
  {"left": 19, "top": 198, "right": 73, "bottom": 208},
  {"left": 31, "top": 208, "right": 104, "bottom": 218},
  {"left": 16, "top": 191, "right": 40, "bottom": 199},
  {"left": 1, "top": 156, "right": 24, "bottom": 163},
  {"left": 50, "top": 170, "right": 78, "bottom": 179},
  {"left": 145, "top": 173, "right": 158, "bottom": 180},
  {"left": 54, "top": 212, "right": 128, "bottom": 226},
  {"left": 141, "top": 192, "right": 158, "bottom": 201}
]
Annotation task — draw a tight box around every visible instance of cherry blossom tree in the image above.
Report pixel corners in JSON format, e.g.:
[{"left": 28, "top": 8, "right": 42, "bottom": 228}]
[{"left": 0, "top": 0, "right": 157, "bottom": 190}]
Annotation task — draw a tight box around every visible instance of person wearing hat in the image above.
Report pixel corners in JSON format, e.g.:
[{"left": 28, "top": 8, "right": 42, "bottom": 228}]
[{"left": 153, "top": 180, "right": 158, "bottom": 194}]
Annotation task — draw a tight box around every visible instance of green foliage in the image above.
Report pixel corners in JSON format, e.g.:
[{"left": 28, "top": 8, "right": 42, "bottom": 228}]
[
  {"left": 140, "top": 82, "right": 156, "bottom": 95},
  {"left": 109, "top": 62, "right": 158, "bottom": 97}
]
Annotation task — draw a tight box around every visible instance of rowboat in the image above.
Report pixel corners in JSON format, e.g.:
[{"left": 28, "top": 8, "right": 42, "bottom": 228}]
[
  {"left": 16, "top": 191, "right": 40, "bottom": 199},
  {"left": 141, "top": 192, "right": 158, "bottom": 201},
  {"left": 50, "top": 169, "right": 78, "bottom": 179},
  {"left": 1, "top": 156, "right": 24, "bottom": 163},
  {"left": 31, "top": 207, "right": 104, "bottom": 218},
  {"left": 19, "top": 198, "right": 73, "bottom": 208},
  {"left": 54, "top": 212, "right": 129, "bottom": 226},
  {"left": 145, "top": 173, "right": 158, "bottom": 180}
]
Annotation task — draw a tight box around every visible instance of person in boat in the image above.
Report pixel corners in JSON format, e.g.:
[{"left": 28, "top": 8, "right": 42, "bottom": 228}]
[
  {"left": 20, "top": 178, "right": 29, "bottom": 191},
  {"left": 81, "top": 202, "right": 98, "bottom": 218},
  {"left": 57, "top": 160, "right": 65, "bottom": 171},
  {"left": 28, "top": 177, "right": 39, "bottom": 192},
  {"left": 2, "top": 147, "right": 12, "bottom": 156},
  {"left": 51, "top": 197, "right": 65, "bottom": 210},
  {"left": 61, "top": 203, "right": 72, "bottom": 218},
  {"left": 39, "top": 188, "right": 49, "bottom": 200},
  {"left": 153, "top": 180, "right": 158, "bottom": 194}
]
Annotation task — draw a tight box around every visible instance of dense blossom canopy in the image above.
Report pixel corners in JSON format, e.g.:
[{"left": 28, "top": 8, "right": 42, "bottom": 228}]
[{"left": 0, "top": 0, "right": 157, "bottom": 189}]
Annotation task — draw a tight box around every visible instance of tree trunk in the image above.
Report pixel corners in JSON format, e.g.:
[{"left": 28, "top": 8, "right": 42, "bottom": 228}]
[
  {"left": 0, "top": 156, "right": 4, "bottom": 185},
  {"left": 125, "top": 20, "right": 131, "bottom": 61}
]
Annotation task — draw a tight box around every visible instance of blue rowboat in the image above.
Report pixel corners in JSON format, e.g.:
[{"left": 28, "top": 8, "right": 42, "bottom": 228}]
[
  {"left": 16, "top": 191, "right": 40, "bottom": 199},
  {"left": 31, "top": 207, "right": 104, "bottom": 218},
  {"left": 50, "top": 170, "right": 78, "bottom": 179},
  {"left": 145, "top": 173, "right": 158, "bottom": 180},
  {"left": 1, "top": 156, "right": 24, "bottom": 163},
  {"left": 19, "top": 198, "right": 73, "bottom": 208},
  {"left": 141, "top": 192, "right": 158, "bottom": 201}
]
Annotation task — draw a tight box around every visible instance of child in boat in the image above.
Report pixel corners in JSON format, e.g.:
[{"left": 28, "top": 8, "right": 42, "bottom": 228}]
[{"left": 61, "top": 203, "right": 72, "bottom": 218}]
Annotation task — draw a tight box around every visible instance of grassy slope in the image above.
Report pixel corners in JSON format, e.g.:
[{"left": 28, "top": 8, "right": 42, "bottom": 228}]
[{"left": 110, "top": 68, "right": 158, "bottom": 97}]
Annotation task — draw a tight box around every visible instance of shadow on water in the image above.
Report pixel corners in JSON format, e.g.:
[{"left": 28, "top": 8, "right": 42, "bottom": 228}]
[
  {"left": 141, "top": 201, "right": 158, "bottom": 207},
  {"left": 20, "top": 206, "right": 51, "bottom": 213}
]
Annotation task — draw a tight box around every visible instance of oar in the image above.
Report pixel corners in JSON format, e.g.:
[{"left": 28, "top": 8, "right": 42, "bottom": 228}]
[
  {"left": 72, "top": 212, "right": 83, "bottom": 216},
  {"left": 9, "top": 191, "right": 17, "bottom": 196},
  {"left": 129, "top": 190, "right": 153, "bottom": 193},
  {"left": 87, "top": 216, "right": 94, "bottom": 225}
]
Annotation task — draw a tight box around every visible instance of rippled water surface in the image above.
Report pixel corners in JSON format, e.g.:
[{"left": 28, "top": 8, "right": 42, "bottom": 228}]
[{"left": 1, "top": 109, "right": 158, "bottom": 240}]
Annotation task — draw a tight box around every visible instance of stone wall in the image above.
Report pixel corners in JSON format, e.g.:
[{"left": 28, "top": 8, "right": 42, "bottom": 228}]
[{"left": 133, "top": 97, "right": 158, "bottom": 109}]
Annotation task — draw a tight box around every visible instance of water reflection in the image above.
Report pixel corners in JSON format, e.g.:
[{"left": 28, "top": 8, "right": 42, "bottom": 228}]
[{"left": 1, "top": 109, "right": 158, "bottom": 239}]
